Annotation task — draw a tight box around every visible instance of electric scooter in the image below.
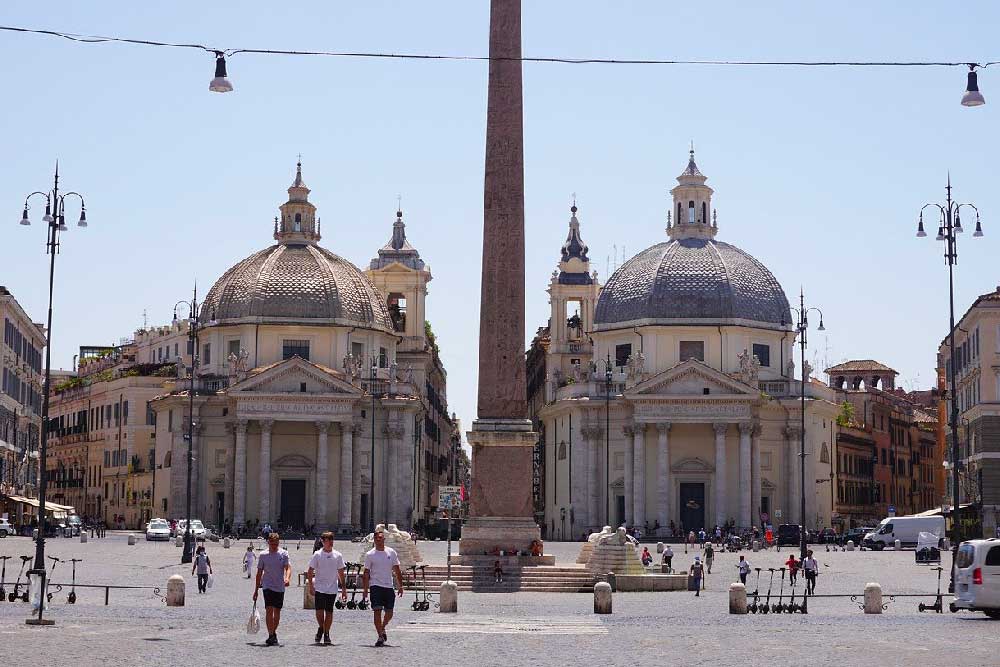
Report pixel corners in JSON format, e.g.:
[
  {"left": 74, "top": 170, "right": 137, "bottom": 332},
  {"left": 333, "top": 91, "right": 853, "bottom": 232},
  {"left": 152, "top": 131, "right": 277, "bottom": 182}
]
[
  {"left": 346, "top": 563, "right": 360, "bottom": 609},
  {"left": 67, "top": 558, "right": 82, "bottom": 604},
  {"left": 416, "top": 565, "right": 431, "bottom": 611},
  {"left": 356, "top": 562, "right": 370, "bottom": 610},
  {"left": 409, "top": 566, "right": 422, "bottom": 610},
  {"left": 786, "top": 576, "right": 800, "bottom": 613},
  {"left": 748, "top": 568, "right": 762, "bottom": 614},
  {"left": 918, "top": 566, "right": 945, "bottom": 613},
  {"left": 45, "top": 556, "right": 60, "bottom": 602},
  {"left": 10, "top": 556, "right": 31, "bottom": 602},
  {"left": 760, "top": 568, "right": 775, "bottom": 615},
  {"left": 0, "top": 556, "right": 10, "bottom": 602},
  {"left": 771, "top": 567, "right": 786, "bottom": 613}
]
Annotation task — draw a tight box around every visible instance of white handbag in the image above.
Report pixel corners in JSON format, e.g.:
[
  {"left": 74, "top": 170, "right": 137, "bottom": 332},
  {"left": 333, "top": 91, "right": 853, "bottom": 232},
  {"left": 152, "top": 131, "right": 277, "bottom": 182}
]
[
  {"left": 207, "top": 574, "right": 214, "bottom": 589},
  {"left": 246, "top": 602, "right": 261, "bottom": 634}
]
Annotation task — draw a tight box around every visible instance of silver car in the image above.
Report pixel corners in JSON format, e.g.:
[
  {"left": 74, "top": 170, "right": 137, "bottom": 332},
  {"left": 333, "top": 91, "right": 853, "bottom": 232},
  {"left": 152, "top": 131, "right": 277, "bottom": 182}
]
[{"left": 145, "top": 519, "right": 171, "bottom": 541}]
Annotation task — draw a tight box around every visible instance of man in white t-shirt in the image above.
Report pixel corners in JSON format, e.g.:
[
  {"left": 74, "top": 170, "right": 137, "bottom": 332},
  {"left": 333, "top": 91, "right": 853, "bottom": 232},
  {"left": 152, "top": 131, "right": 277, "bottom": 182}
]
[
  {"left": 362, "top": 528, "right": 404, "bottom": 647},
  {"left": 307, "top": 531, "right": 347, "bottom": 645}
]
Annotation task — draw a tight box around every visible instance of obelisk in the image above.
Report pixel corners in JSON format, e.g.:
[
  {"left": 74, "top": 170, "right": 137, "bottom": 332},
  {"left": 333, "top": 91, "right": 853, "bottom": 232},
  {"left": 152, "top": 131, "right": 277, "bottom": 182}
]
[{"left": 458, "top": 0, "right": 542, "bottom": 557}]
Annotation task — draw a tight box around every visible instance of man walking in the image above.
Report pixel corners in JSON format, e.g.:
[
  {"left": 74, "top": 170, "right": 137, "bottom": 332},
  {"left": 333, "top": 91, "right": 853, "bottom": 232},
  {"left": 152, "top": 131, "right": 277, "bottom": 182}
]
[
  {"left": 736, "top": 555, "right": 751, "bottom": 585},
  {"left": 362, "top": 527, "right": 405, "bottom": 647},
  {"left": 703, "top": 541, "right": 715, "bottom": 574},
  {"left": 802, "top": 549, "right": 819, "bottom": 595},
  {"left": 690, "top": 556, "right": 704, "bottom": 596},
  {"left": 662, "top": 544, "right": 674, "bottom": 573},
  {"left": 307, "top": 531, "right": 347, "bottom": 646},
  {"left": 191, "top": 545, "right": 213, "bottom": 593},
  {"left": 253, "top": 533, "right": 292, "bottom": 646}
]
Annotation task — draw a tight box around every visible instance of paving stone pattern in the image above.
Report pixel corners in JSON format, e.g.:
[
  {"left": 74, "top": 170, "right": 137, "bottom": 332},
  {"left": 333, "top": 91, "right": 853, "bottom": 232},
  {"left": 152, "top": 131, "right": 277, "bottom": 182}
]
[{"left": 0, "top": 534, "right": 996, "bottom": 667}]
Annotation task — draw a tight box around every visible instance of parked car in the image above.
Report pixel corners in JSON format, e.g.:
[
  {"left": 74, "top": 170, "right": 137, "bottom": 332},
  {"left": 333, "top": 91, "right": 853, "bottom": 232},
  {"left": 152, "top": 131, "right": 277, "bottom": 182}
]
[
  {"left": 65, "top": 515, "right": 83, "bottom": 536},
  {"left": 844, "top": 527, "right": 870, "bottom": 546},
  {"left": 777, "top": 524, "right": 801, "bottom": 546},
  {"left": 863, "top": 516, "right": 945, "bottom": 550},
  {"left": 951, "top": 538, "right": 1000, "bottom": 619},
  {"left": 145, "top": 519, "right": 171, "bottom": 541},
  {"left": 0, "top": 518, "right": 12, "bottom": 538},
  {"left": 176, "top": 519, "right": 207, "bottom": 539},
  {"left": 817, "top": 528, "right": 838, "bottom": 544}
]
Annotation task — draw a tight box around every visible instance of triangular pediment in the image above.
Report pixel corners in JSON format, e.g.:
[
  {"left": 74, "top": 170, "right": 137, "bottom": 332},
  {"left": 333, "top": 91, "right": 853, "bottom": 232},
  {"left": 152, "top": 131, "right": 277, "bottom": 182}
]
[
  {"left": 672, "top": 456, "right": 715, "bottom": 473},
  {"left": 228, "top": 356, "right": 360, "bottom": 395},
  {"left": 628, "top": 359, "right": 756, "bottom": 397}
]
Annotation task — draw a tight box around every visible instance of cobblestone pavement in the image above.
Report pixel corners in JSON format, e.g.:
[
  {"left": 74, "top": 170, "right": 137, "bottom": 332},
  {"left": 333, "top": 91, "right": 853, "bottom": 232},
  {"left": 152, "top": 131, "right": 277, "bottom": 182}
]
[{"left": 0, "top": 533, "right": 996, "bottom": 666}]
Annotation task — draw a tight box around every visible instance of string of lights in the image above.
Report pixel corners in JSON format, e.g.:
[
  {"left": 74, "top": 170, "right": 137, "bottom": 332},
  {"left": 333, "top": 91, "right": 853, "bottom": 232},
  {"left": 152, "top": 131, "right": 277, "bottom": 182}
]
[{"left": 1, "top": 24, "right": 994, "bottom": 105}]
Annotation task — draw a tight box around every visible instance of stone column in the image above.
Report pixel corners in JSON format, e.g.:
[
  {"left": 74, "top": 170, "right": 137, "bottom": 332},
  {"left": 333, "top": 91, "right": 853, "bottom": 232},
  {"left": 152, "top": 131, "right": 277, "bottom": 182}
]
[
  {"left": 351, "top": 424, "right": 364, "bottom": 527},
  {"left": 739, "top": 421, "right": 753, "bottom": 528},
  {"left": 623, "top": 424, "right": 635, "bottom": 526},
  {"left": 400, "top": 413, "right": 414, "bottom": 529},
  {"left": 259, "top": 419, "right": 273, "bottom": 523},
  {"left": 223, "top": 426, "right": 234, "bottom": 522},
  {"left": 656, "top": 422, "right": 671, "bottom": 531},
  {"left": 751, "top": 423, "right": 762, "bottom": 528},
  {"left": 233, "top": 420, "right": 247, "bottom": 528},
  {"left": 384, "top": 422, "right": 404, "bottom": 524},
  {"left": 633, "top": 423, "right": 646, "bottom": 530},
  {"left": 714, "top": 422, "right": 728, "bottom": 528},
  {"left": 571, "top": 428, "right": 589, "bottom": 532},
  {"left": 339, "top": 422, "right": 354, "bottom": 527},
  {"left": 584, "top": 426, "right": 600, "bottom": 529},
  {"left": 315, "top": 421, "right": 329, "bottom": 528},
  {"left": 785, "top": 426, "right": 801, "bottom": 524}
]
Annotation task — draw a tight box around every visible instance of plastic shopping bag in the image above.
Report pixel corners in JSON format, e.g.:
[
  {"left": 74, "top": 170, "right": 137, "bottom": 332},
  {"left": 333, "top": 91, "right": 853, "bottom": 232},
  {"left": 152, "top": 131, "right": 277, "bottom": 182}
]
[
  {"left": 246, "top": 602, "right": 261, "bottom": 635},
  {"left": 207, "top": 574, "right": 214, "bottom": 589}
]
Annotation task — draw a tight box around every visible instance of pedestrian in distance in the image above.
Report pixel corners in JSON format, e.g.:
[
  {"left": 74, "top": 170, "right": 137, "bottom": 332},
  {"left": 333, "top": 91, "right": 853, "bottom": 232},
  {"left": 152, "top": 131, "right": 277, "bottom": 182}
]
[
  {"left": 785, "top": 554, "right": 799, "bottom": 585},
  {"left": 192, "top": 545, "right": 213, "bottom": 593},
  {"left": 362, "top": 527, "right": 405, "bottom": 647},
  {"left": 802, "top": 549, "right": 819, "bottom": 596},
  {"left": 703, "top": 542, "right": 715, "bottom": 574},
  {"left": 243, "top": 545, "right": 256, "bottom": 579},
  {"left": 690, "top": 556, "right": 705, "bottom": 596},
  {"left": 736, "top": 555, "right": 751, "bottom": 585},
  {"left": 306, "top": 531, "right": 347, "bottom": 646},
  {"left": 641, "top": 547, "right": 653, "bottom": 567},
  {"left": 698, "top": 528, "right": 706, "bottom": 548},
  {"left": 253, "top": 532, "right": 292, "bottom": 647},
  {"left": 494, "top": 559, "right": 504, "bottom": 583},
  {"left": 662, "top": 544, "right": 674, "bottom": 573}
]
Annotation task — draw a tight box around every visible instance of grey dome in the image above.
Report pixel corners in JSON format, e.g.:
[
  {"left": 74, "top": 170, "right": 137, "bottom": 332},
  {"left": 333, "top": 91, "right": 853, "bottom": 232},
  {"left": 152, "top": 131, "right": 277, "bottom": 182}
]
[
  {"left": 201, "top": 243, "right": 393, "bottom": 331},
  {"left": 594, "top": 238, "right": 790, "bottom": 329}
]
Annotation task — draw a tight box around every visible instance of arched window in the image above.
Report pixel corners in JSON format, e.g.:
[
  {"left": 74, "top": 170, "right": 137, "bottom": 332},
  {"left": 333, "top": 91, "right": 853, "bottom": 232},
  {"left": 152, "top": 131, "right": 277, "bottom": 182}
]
[
  {"left": 688, "top": 201, "right": 695, "bottom": 223},
  {"left": 676, "top": 202, "right": 682, "bottom": 224},
  {"left": 294, "top": 212, "right": 302, "bottom": 231},
  {"left": 387, "top": 293, "right": 407, "bottom": 332},
  {"left": 702, "top": 202, "right": 707, "bottom": 224},
  {"left": 820, "top": 443, "right": 830, "bottom": 464}
]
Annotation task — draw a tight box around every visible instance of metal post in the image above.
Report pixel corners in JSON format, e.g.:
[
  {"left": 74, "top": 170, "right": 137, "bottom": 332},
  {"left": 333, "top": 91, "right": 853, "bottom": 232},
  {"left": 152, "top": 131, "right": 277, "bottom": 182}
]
[
  {"left": 800, "top": 289, "right": 808, "bottom": 561},
  {"left": 945, "top": 186, "right": 962, "bottom": 593},
  {"left": 604, "top": 353, "right": 612, "bottom": 526},
  {"left": 182, "top": 286, "right": 198, "bottom": 565},
  {"left": 445, "top": 510, "right": 452, "bottom": 582},
  {"left": 370, "top": 358, "right": 376, "bottom": 532}
]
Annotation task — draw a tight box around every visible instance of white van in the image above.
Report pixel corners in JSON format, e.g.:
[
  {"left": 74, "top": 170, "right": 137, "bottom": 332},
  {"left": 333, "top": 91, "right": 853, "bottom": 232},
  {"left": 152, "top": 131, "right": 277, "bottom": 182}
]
[
  {"left": 951, "top": 538, "right": 1000, "bottom": 619},
  {"left": 863, "top": 515, "right": 945, "bottom": 550}
]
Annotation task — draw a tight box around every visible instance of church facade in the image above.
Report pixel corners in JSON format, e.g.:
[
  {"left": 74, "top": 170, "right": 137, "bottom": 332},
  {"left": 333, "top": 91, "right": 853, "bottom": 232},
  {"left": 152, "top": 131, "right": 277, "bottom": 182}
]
[
  {"left": 528, "top": 152, "right": 839, "bottom": 539},
  {"left": 151, "top": 163, "right": 455, "bottom": 533}
]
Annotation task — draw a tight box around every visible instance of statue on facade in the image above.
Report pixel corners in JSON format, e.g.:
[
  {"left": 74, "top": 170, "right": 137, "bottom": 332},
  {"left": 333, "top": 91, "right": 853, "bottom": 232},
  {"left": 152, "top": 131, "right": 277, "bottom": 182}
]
[
  {"left": 571, "top": 362, "right": 583, "bottom": 382},
  {"left": 175, "top": 356, "right": 186, "bottom": 380},
  {"left": 625, "top": 352, "right": 646, "bottom": 383},
  {"left": 737, "top": 348, "right": 761, "bottom": 386},
  {"left": 786, "top": 358, "right": 796, "bottom": 378},
  {"left": 227, "top": 348, "right": 249, "bottom": 381},
  {"left": 802, "top": 360, "right": 814, "bottom": 382}
]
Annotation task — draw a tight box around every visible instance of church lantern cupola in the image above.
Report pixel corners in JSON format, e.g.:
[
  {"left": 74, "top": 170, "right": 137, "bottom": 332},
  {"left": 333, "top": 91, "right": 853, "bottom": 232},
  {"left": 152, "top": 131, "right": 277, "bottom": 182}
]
[
  {"left": 668, "top": 147, "right": 717, "bottom": 241},
  {"left": 274, "top": 158, "right": 321, "bottom": 245}
]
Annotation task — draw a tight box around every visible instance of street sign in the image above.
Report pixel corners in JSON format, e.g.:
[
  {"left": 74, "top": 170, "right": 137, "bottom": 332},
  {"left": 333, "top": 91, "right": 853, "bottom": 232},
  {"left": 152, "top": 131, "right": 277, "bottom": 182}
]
[
  {"left": 438, "top": 486, "right": 462, "bottom": 511},
  {"left": 774, "top": 509, "right": 782, "bottom": 519},
  {"left": 888, "top": 505, "right": 896, "bottom": 517}
]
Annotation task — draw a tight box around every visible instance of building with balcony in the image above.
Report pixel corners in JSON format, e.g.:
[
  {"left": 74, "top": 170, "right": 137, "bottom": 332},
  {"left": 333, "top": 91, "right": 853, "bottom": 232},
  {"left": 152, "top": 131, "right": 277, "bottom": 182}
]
[
  {"left": 938, "top": 285, "right": 1000, "bottom": 539},
  {"left": 0, "top": 285, "right": 44, "bottom": 505},
  {"left": 528, "top": 151, "right": 839, "bottom": 539},
  {"left": 149, "top": 162, "right": 456, "bottom": 533}
]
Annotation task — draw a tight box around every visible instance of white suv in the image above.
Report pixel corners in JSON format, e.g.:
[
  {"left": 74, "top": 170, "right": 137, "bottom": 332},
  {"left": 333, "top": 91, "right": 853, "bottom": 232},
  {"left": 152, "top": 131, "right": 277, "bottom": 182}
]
[
  {"left": 0, "top": 518, "right": 12, "bottom": 538},
  {"left": 952, "top": 538, "right": 1000, "bottom": 619}
]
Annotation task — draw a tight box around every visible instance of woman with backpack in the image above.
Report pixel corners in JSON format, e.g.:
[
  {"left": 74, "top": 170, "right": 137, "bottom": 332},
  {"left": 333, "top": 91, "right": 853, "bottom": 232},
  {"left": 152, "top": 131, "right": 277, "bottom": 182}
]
[{"left": 192, "top": 545, "right": 213, "bottom": 593}]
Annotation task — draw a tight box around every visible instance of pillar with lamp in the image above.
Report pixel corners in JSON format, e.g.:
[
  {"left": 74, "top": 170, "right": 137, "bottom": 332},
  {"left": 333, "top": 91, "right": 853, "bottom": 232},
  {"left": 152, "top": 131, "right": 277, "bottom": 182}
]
[{"left": 172, "top": 286, "right": 201, "bottom": 565}]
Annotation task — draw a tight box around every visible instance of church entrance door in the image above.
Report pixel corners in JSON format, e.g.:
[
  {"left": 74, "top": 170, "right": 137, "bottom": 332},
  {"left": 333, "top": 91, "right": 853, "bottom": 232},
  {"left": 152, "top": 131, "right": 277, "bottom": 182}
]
[
  {"left": 679, "top": 482, "right": 706, "bottom": 533},
  {"left": 279, "top": 479, "right": 306, "bottom": 529}
]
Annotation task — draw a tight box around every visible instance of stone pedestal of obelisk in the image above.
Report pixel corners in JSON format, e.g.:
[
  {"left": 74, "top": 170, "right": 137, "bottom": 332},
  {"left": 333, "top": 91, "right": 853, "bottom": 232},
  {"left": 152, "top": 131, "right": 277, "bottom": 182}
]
[{"left": 458, "top": 0, "right": 542, "bottom": 557}]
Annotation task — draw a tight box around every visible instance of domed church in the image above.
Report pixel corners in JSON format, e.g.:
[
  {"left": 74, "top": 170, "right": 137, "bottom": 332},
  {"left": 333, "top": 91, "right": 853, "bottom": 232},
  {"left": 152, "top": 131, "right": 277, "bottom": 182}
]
[
  {"left": 528, "top": 151, "right": 838, "bottom": 539},
  {"left": 152, "top": 162, "right": 454, "bottom": 533}
]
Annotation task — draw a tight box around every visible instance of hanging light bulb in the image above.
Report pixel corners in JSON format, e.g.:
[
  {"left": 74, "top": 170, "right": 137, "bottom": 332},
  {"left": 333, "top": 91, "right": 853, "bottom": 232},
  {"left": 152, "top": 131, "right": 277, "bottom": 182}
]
[
  {"left": 19, "top": 206, "right": 30, "bottom": 226},
  {"left": 77, "top": 206, "right": 87, "bottom": 228},
  {"left": 936, "top": 226, "right": 946, "bottom": 241},
  {"left": 955, "top": 211, "right": 964, "bottom": 233},
  {"left": 962, "top": 65, "right": 985, "bottom": 107},
  {"left": 42, "top": 202, "right": 53, "bottom": 224},
  {"left": 916, "top": 213, "right": 926, "bottom": 238},
  {"left": 209, "top": 52, "right": 234, "bottom": 93},
  {"left": 973, "top": 215, "right": 984, "bottom": 237},
  {"left": 57, "top": 213, "right": 68, "bottom": 232}
]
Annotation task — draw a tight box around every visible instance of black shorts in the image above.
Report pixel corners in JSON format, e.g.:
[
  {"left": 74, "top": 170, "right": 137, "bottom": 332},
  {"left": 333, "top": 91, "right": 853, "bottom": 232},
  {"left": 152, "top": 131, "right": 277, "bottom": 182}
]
[
  {"left": 314, "top": 591, "right": 336, "bottom": 612},
  {"left": 370, "top": 585, "right": 396, "bottom": 611},
  {"left": 262, "top": 588, "right": 285, "bottom": 609}
]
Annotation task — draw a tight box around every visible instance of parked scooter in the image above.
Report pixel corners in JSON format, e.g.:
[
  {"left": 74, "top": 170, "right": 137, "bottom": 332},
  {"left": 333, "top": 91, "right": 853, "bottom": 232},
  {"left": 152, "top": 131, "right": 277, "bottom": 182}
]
[
  {"left": 0, "top": 556, "right": 10, "bottom": 602},
  {"left": 748, "top": 568, "right": 762, "bottom": 614},
  {"left": 760, "top": 568, "right": 775, "bottom": 615},
  {"left": 345, "top": 563, "right": 361, "bottom": 609},
  {"left": 918, "top": 566, "right": 945, "bottom": 613},
  {"left": 771, "top": 567, "right": 786, "bottom": 613},
  {"left": 10, "top": 556, "right": 31, "bottom": 602},
  {"left": 67, "top": 559, "right": 82, "bottom": 604},
  {"left": 45, "top": 556, "right": 60, "bottom": 602},
  {"left": 411, "top": 565, "right": 431, "bottom": 611},
  {"left": 786, "top": 576, "right": 800, "bottom": 613}
]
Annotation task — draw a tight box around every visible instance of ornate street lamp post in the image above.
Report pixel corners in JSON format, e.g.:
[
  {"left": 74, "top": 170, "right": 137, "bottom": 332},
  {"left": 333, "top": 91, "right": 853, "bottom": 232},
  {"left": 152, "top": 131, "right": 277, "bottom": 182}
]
[
  {"left": 789, "top": 289, "right": 825, "bottom": 560},
  {"left": 18, "top": 163, "right": 88, "bottom": 626},
  {"left": 369, "top": 356, "right": 377, "bottom": 532},
  {"left": 172, "top": 287, "right": 200, "bottom": 564},
  {"left": 599, "top": 352, "right": 614, "bottom": 525},
  {"left": 915, "top": 176, "right": 982, "bottom": 591}
]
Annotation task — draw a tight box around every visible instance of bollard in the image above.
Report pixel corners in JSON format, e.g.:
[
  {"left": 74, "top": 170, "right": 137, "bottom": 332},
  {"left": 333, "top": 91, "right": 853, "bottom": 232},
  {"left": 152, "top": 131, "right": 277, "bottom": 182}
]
[
  {"left": 656, "top": 542, "right": 664, "bottom": 554},
  {"left": 864, "top": 582, "right": 883, "bottom": 614},
  {"left": 894, "top": 539, "right": 901, "bottom": 550},
  {"left": 166, "top": 574, "right": 185, "bottom": 607},
  {"left": 128, "top": 534, "right": 137, "bottom": 546},
  {"left": 175, "top": 535, "right": 183, "bottom": 547},
  {"left": 846, "top": 540, "right": 855, "bottom": 551},
  {"left": 729, "top": 582, "right": 748, "bottom": 614},
  {"left": 439, "top": 580, "right": 458, "bottom": 613},
  {"left": 223, "top": 537, "right": 231, "bottom": 549},
  {"left": 80, "top": 532, "right": 88, "bottom": 544},
  {"left": 594, "top": 582, "right": 613, "bottom": 614},
  {"left": 752, "top": 540, "right": 760, "bottom": 552},
  {"left": 303, "top": 584, "right": 315, "bottom": 609}
]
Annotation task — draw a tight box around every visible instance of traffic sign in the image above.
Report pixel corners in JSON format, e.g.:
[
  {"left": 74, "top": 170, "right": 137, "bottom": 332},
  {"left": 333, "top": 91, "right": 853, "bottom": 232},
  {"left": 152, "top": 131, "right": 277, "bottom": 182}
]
[{"left": 438, "top": 485, "right": 462, "bottom": 511}]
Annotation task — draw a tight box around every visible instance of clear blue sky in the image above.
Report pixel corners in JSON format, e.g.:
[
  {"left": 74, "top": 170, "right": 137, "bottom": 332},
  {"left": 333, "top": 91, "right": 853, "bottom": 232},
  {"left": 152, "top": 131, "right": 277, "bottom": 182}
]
[{"left": 1, "top": 2, "right": 997, "bottom": 437}]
